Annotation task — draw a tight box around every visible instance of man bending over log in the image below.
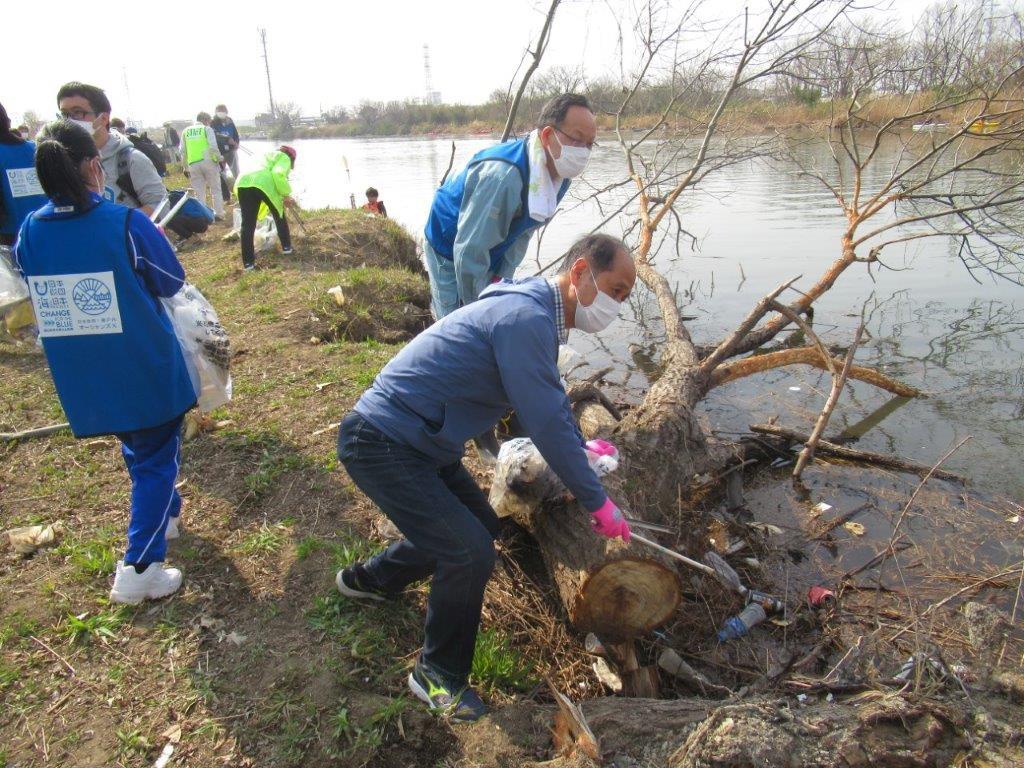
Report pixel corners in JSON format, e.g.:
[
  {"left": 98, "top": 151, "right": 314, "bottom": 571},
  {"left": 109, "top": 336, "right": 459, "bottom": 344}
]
[{"left": 332, "top": 233, "right": 637, "bottom": 722}]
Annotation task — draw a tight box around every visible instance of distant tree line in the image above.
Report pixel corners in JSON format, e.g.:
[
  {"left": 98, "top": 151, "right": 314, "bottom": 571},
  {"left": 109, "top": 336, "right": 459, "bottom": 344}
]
[{"left": 307, "top": 0, "right": 1022, "bottom": 137}]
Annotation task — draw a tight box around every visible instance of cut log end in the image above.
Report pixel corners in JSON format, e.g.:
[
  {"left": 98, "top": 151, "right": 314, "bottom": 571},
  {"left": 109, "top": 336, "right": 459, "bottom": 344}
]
[{"left": 573, "top": 558, "right": 681, "bottom": 641}]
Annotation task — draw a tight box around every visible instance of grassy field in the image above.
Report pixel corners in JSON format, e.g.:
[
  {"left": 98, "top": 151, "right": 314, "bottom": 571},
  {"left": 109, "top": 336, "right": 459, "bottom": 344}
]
[{"left": 0, "top": 210, "right": 570, "bottom": 767}]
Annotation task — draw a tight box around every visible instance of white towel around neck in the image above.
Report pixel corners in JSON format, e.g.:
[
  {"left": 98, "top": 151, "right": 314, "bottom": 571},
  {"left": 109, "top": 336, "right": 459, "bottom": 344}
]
[{"left": 526, "top": 129, "right": 561, "bottom": 222}]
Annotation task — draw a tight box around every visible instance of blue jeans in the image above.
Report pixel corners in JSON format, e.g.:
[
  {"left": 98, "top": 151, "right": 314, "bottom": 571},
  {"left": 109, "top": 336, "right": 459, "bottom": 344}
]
[
  {"left": 337, "top": 411, "right": 498, "bottom": 687},
  {"left": 115, "top": 414, "right": 184, "bottom": 565},
  {"left": 423, "top": 241, "right": 460, "bottom": 319}
]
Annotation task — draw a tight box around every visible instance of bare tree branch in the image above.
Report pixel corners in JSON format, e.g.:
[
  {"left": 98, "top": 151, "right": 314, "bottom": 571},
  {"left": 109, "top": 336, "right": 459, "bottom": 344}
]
[{"left": 501, "top": 0, "right": 562, "bottom": 142}]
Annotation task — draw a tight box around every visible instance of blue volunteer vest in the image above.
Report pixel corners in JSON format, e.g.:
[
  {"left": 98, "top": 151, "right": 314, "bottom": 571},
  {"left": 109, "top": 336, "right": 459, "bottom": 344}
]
[
  {"left": 16, "top": 199, "right": 196, "bottom": 437},
  {"left": 0, "top": 141, "right": 48, "bottom": 237},
  {"left": 424, "top": 137, "right": 570, "bottom": 274}
]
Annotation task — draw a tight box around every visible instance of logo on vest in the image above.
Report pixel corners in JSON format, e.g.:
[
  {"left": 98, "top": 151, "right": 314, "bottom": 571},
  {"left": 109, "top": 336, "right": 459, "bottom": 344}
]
[
  {"left": 29, "top": 271, "right": 122, "bottom": 338},
  {"left": 73, "top": 277, "right": 113, "bottom": 315}
]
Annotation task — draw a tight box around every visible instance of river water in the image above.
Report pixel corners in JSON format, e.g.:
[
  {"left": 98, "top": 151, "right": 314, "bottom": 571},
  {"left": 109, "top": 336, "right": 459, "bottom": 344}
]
[{"left": 241, "top": 136, "right": 1023, "bottom": 503}]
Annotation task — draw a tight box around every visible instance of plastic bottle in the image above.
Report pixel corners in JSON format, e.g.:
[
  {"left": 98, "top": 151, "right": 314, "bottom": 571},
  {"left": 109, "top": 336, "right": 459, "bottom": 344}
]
[
  {"left": 746, "top": 589, "right": 785, "bottom": 614},
  {"left": 717, "top": 602, "right": 767, "bottom": 642}
]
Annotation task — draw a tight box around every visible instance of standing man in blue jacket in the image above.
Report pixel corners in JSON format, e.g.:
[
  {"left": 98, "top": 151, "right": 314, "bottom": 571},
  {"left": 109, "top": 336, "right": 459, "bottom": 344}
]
[
  {"left": 424, "top": 93, "right": 597, "bottom": 319},
  {"left": 211, "top": 104, "right": 241, "bottom": 179},
  {"left": 334, "top": 233, "right": 635, "bottom": 722}
]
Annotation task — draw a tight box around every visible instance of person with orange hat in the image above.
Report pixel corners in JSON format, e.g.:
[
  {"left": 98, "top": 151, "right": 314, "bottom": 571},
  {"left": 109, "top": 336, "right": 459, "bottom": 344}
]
[{"left": 234, "top": 145, "right": 297, "bottom": 271}]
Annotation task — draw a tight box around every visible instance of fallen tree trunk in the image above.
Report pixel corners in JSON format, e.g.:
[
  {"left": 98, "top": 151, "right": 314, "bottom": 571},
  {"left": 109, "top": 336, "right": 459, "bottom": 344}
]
[
  {"left": 493, "top": 396, "right": 682, "bottom": 641},
  {"left": 580, "top": 693, "right": 969, "bottom": 766},
  {"left": 509, "top": 497, "right": 681, "bottom": 642},
  {"left": 750, "top": 423, "right": 967, "bottom": 482}
]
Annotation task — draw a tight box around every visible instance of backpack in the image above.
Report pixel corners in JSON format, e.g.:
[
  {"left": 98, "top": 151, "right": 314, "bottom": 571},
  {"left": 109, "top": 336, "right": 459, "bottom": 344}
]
[
  {"left": 213, "top": 131, "right": 232, "bottom": 156},
  {"left": 115, "top": 146, "right": 142, "bottom": 207},
  {"left": 128, "top": 133, "right": 167, "bottom": 176}
]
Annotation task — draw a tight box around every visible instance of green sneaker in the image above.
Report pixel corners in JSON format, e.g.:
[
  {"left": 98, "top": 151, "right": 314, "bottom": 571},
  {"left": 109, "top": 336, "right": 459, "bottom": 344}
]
[
  {"left": 336, "top": 565, "right": 393, "bottom": 602},
  {"left": 408, "top": 661, "right": 486, "bottom": 722}
]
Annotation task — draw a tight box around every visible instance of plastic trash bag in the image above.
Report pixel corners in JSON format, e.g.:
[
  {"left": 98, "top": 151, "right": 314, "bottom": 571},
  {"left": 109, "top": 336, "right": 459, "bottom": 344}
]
[
  {"left": 489, "top": 437, "right": 619, "bottom": 518},
  {"left": 254, "top": 216, "right": 278, "bottom": 255},
  {"left": 0, "top": 246, "right": 29, "bottom": 315},
  {"left": 557, "top": 344, "right": 580, "bottom": 376},
  {"left": 160, "top": 282, "right": 232, "bottom": 413}
]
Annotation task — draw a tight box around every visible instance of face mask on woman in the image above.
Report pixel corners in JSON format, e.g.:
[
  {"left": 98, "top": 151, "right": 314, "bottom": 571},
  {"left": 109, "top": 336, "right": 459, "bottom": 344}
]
[
  {"left": 574, "top": 269, "right": 621, "bottom": 333},
  {"left": 551, "top": 133, "right": 591, "bottom": 178}
]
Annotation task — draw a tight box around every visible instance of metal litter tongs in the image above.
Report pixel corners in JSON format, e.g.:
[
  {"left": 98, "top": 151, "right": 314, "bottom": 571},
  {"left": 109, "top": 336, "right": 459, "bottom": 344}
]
[
  {"left": 625, "top": 515, "right": 781, "bottom": 610},
  {"left": 149, "top": 190, "right": 193, "bottom": 230}
]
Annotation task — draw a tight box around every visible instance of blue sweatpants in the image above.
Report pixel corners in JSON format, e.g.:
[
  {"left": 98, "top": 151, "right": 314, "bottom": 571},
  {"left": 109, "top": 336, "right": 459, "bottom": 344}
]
[{"left": 115, "top": 415, "right": 184, "bottom": 565}]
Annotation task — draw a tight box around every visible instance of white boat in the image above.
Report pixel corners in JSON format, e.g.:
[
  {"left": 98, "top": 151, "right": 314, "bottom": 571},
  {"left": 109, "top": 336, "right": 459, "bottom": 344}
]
[{"left": 912, "top": 121, "right": 948, "bottom": 132}]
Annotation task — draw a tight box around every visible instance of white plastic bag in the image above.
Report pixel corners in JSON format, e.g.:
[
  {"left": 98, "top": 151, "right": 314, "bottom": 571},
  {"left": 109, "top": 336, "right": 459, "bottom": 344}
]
[
  {"left": 0, "top": 246, "right": 29, "bottom": 315},
  {"left": 253, "top": 216, "right": 278, "bottom": 255},
  {"left": 160, "top": 282, "right": 232, "bottom": 413},
  {"left": 488, "top": 437, "right": 619, "bottom": 518}
]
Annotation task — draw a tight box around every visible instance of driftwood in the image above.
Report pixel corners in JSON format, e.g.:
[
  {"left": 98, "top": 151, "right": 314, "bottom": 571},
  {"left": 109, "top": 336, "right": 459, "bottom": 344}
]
[
  {"left": 495, "top": 394, "right": 681, "bottom": 642},
  {"left": 510, "top": 496, "right": 681, "bottom": 642},
  {"left": 549, "top": 680, "right": 600, "bottom": 761},
  {"left": 579, "top": 693, "right": 968, "bottom": 766},
  {"left": 611, "top": 641, "right": 660, "bottom": 698},
  {"left": 0, "top": 423, "right": 70, "bottom": 442},
  {"left": 750, "top": 423, "right": 966, "bottom": 482},
  {"left": 575, "top": 400, "right": 619, "bottom": 439},
  {"left": 711, "top": 346, "right": 922, "bottom": 397}
]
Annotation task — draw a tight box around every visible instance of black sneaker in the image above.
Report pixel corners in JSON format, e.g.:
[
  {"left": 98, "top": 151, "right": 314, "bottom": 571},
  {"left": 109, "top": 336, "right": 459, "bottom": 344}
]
[
  {"left": 335, "top": 565, "right": 390, "bottom": 602},
  {"left": 408, "top": 661, "right": 486, "bottom": 722}
]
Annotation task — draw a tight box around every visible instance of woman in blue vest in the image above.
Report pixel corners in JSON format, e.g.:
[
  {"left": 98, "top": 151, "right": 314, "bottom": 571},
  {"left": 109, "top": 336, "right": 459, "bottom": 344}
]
[
  {"left": 14, "top": 120, "right": 197, "bottom": 604},
  {"left": 0, "top": 102, "right": 48, "bottom": 246}
]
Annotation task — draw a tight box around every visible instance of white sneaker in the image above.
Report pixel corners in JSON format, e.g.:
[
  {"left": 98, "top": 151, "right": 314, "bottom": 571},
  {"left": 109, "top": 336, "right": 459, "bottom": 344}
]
[
  {"left": 109, "top": 561, "right": 183, "bottom": 605},
  {"left": 166, "top": 516, "right": 180, "bottom": 540}
]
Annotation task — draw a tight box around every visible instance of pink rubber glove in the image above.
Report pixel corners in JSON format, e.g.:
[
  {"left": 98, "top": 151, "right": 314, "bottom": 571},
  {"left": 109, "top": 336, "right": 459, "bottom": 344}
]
[
  {"left": 585, "top": 439, "right": 618, "bottom": 459},
  {"left": 590, "top": 498, "right": 631, "bottom": 542}
]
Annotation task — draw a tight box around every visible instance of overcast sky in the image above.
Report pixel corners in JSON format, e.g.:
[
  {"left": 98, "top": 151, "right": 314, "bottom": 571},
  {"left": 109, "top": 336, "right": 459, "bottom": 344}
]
[{"left": 5, "top": 0, "right": 937, "bottom": 127}]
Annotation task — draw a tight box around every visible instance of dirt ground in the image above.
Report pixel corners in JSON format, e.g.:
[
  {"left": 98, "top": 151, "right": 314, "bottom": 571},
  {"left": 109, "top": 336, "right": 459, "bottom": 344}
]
[{"left": 2, "top": 208, "right": 1023, "bottom": 767}]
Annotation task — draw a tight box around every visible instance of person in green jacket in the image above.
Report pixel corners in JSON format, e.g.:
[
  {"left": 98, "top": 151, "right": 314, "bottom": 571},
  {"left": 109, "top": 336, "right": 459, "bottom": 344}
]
[{"left": 235, "top": 145, "right": 296, "bottom": 271}]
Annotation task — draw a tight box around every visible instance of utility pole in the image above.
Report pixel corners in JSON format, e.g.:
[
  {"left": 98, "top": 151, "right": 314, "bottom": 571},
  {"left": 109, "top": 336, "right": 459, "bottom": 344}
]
[
  {"left": 259, "top": 28, "right": 276, "bottom": 119},
  {"left": 423, "top": 44, "right": 433, "bottom": 104},
  {"left": 423, "top": 44, "right": 440, "bottom": 105},
  {"left": 122, "top": 66, "right": 135, "bottom": 128}
]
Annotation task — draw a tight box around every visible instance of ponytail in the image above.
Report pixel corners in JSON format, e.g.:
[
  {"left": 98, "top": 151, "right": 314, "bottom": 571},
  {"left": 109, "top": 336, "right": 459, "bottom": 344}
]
[{"left": 35, "top": 119, "right": 99, "bottom": 210}]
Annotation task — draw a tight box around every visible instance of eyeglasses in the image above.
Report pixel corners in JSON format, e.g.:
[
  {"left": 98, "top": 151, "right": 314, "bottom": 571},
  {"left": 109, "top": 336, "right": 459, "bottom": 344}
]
[
  {"left": 555, "top": 125, "right": 597, "bottom": 150},
  {"left": 58, "top": 108, "right": 96, "bottom": 120}
]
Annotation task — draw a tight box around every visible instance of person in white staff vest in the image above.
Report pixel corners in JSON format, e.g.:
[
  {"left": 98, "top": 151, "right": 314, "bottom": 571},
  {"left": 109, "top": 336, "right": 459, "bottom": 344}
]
[{"left": 180, "top": 112, "right": 224, "bottom": 219}]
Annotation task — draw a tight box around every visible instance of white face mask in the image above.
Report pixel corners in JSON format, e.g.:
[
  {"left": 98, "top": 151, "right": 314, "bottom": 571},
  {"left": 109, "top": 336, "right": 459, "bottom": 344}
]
[
  {"left": 551, "top": 133, "right": 591, "bottom": 178},
  {"left": 574, "top": 269, "right": 621, "bottom": 334},
  {"left": 72, "top": 118, "right": 99, "bottom": 135},
  {"left": 215, "top": 111, "right": 228, "bottom": 119}
]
